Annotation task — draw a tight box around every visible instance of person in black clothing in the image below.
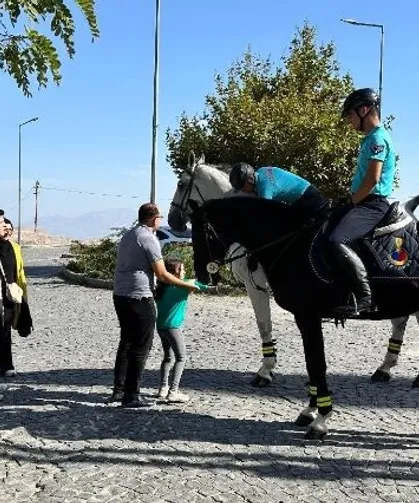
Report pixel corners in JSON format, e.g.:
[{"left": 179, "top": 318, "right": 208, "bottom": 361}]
[{"left": 0, "top": 212, "right": 18, "bottom": 376}]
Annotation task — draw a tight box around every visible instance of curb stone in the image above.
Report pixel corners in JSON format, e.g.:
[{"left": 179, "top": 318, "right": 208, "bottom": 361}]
[{"left": 59, "top": 266, "right": 114, "bottom": 290}]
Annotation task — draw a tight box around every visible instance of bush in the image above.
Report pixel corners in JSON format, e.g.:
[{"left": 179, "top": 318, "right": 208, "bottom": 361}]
[{"left": 67, "top": 239, "right": 117, "bottom": 280}]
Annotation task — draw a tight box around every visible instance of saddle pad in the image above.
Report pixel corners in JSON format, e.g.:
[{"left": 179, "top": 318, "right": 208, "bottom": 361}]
[{"left": 310, "top": 220, "right": 419, "bottom": 283}]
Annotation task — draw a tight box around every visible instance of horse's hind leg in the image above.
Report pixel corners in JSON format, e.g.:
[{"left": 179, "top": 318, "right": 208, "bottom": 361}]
[
  {"left": 232, "top": 257, "right": 275, "bottom": 387},
  {"left": 294, "top": 312, "right": 332, "bottom": 440},
  {"left": 412, "top": 312, "right": 419, "bottom": 388},
  {"left": 371, "top": 315, "right": 409, "bottom": 382}
]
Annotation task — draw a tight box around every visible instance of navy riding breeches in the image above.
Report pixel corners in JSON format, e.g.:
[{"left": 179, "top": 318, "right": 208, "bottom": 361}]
[{"left": 329, "top": 195, "right": 390, "bottom": 245}]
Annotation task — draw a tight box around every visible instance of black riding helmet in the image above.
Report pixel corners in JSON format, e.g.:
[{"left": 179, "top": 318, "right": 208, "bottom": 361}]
[
  {"left": 229, "top": 162, "right": 255, "bottom": 190},
  {"left": 341, "top": 88, "right": 380, "bottom": 118}
]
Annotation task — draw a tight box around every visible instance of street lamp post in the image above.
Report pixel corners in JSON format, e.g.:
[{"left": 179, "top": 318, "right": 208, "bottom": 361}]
[
  {"left": 340, "top": 18, "right": 384, "bottom": 117},
  {"left": 150, "top": 0, "right": 161, "bottom": 204},
  {"left": 18, "top": 117, "right": 39, "bottom": 245}
]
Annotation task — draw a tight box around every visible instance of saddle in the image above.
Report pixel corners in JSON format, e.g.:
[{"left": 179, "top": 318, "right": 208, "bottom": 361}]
[{"left": 310, "top": 196, "right": 419, "bottom": 284}]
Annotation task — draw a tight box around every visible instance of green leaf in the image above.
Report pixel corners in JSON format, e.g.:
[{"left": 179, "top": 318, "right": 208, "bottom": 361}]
[{"left": 0, "top": 0, "right": 99, "bottom": 95}]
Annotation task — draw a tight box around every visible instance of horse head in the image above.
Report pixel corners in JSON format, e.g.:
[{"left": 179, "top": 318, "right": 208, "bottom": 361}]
[
  {"left": 168, "top": 152, "right": 232, "bottom": 232},
  {"left": 187, "top": 199, "right": 228, "bottom": 284}
]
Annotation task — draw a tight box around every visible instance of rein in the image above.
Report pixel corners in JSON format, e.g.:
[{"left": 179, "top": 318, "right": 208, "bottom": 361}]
[{"left": 204, "top": 216, "right": 321, "bottom": 273}]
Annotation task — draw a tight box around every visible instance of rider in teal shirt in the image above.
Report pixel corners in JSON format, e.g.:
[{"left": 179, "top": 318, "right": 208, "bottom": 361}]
[
  {"left": 351, "top": 124, "right": 396, "bottom": 196},
  {"left": 229, "top": 163, "right": 326, "bottom": 218},
  {"left": 330, "top": 88, "right": 397, "bottom": 316},
  {"left": 254, "top": 166, "right": 310, "bottom": 204}
]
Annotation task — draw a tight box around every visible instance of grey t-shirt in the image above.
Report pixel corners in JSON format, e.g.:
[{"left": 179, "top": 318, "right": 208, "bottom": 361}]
[{"left": 113, "top": 225, "right": 163, "bottom": 299}]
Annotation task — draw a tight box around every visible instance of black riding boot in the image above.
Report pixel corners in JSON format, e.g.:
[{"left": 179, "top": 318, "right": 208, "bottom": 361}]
[{"left": 332, "top": 243, "right": 373, "bottom": 315}]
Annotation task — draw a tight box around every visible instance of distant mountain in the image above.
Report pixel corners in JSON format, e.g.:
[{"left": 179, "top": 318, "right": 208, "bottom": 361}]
[{"left": 30, "top": 208, "right": 136, "bottom": 240}]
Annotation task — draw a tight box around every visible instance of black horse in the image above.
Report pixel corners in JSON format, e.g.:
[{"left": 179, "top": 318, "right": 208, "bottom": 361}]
[{"left": 191, "top": 196, "right": 419, "bottom": 439}]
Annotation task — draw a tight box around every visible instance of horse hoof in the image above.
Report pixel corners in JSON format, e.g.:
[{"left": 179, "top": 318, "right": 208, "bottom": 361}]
[
  {"left": 371, "top": 369, "right": 391, "bottom": 383},
  {"left": 305, "top": 427, "right": 327, "bottom": 440},
  {"left": 251, "top": 375, "right": 271, "bottom": 388},
  {"left": 295, "top": 414, "right": 315, "bottom": 427},
  {"left": 412, "top": 377, "right": 419, "bottom": 388}
]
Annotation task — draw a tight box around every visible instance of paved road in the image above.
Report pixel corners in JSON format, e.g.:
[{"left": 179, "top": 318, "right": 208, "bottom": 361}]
[{"left": 1, "top": 246, "right": 419, "bottom": 503}]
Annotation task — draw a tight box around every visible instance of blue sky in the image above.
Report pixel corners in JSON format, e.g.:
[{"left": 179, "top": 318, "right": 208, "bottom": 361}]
[{"left": 0, "top": 0, "right": 417, "bottom": 231}]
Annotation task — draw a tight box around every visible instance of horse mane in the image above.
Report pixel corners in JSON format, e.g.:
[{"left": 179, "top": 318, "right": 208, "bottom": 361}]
[
  {"left": 194, "top": 162, "right": 232, "bottom": 193},
  {"left": 196, "top": 162, "right": 231, "bottom": 177}
]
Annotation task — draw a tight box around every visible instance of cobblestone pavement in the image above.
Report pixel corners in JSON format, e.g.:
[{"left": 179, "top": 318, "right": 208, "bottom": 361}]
[{"left": 1, "top": 246, "right": 419, "bottom": 503}]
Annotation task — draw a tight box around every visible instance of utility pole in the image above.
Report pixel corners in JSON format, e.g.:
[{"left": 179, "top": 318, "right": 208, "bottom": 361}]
[
  {"left": 340, "top": 18, "right": 384, "bottom": 117},
  {"left": 150, "top": 0, "right": 161, "bottom": 203},
  {"left": 34, "top": 180, "right": 40, "bottom": 233},
  {"left": 18, "top": 117, "right": 39, "bottom": 244}
]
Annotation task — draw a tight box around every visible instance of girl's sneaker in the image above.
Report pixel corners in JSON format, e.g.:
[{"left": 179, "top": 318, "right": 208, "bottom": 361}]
[
  {"left": 156, "top": 386, "right": 169, "bottom": 399},
  {"left": 167, "top": 391, "right": 190, "bottom": 403}
]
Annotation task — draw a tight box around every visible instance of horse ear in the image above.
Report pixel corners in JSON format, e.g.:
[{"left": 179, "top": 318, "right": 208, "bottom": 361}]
[
  {"left": 198, "top": 153, "right": 205, "bottom": 165},
  {"left": 187, "top": 151, "right": 196, "bottom": 173}
]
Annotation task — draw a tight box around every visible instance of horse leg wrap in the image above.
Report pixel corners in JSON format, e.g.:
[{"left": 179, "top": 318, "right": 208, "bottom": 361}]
[
  {"left": 261, "top": 339, "right": 277, "bottom": 358},
  {"left": 257, "top": 340, "right": 277, "bottom": 379},
  {"left": 317, "top": 394, "right": 332, "bottom": 416},
  {"left": 378, "top": 339, "right": 402, "bottom": 374},
  {"left": 387, "top": 338, "right": 403, "bottom": 356}
]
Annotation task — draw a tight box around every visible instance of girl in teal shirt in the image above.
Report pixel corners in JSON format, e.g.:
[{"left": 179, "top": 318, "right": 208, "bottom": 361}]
[{"left": 154, "top": 258, "right": 208, "bottom": 403}]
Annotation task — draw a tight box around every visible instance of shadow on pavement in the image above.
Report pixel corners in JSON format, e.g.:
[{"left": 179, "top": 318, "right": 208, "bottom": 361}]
[{"left": 0, "top": 392, "right": 418, "bottom": 482}]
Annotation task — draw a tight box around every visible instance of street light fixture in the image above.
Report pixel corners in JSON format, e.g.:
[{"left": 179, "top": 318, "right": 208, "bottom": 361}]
[
  {"left": 340, "top": 18, "right": 384, "bottom": 117},
  {"left": 150, "top": 0, "right": 161, "bottom": 204},
  {"left": 18, "top": 116, "right": 39, "bottom": 245}
]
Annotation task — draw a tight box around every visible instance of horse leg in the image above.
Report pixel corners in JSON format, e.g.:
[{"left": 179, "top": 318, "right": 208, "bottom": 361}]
[
  {"left": 371, "top": 316, "right": 408, "bottom": 383},
  {"left": 239, "top": 261, "right": 275, "bottom": 387},
  {"left": 412, "top": 312, "right": 419, "bottom": 388},
  {"left": 295, "top": 383, "right": 318, "bottom": 427},
  {"left": 294, "top": 312, "right": 332, "bottom": 440}
]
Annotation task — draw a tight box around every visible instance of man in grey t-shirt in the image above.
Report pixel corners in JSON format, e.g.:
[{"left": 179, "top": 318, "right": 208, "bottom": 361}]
[
  {"left": 108, "top": 202, "right": 199, "bottom": 408},
  {"left": 114, "top": 222, "right": 162, "bottom": 299}
]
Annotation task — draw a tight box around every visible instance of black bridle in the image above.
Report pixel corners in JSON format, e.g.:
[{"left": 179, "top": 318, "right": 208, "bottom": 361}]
[
  {"left": 202, "top": 213, "right": 320, "bottom": 279},
  {"left": 170, "top": 152, "right": 206, "bottom": 218}
]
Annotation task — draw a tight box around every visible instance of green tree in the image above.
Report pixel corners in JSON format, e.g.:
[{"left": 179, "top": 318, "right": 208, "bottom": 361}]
[
  {"left": 167, "top": 23, "right": 364, "bottom": 198},
  {"left": 0, "top": 0, "right": 99, "bottom": 96}
]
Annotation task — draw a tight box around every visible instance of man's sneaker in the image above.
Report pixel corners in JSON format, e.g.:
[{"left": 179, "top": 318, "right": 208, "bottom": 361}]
[
  {"left": 156, "top": 386, "right": 169, "bottom": 399},
  {"left": 121, "top": 395, "right": 156, "bottom": 408},
  {"left": 166, "top": 391, "right": 190, "bottom": 403},
  {"left": 105, "top": 390, "right": 124, "bottom": 404}
]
